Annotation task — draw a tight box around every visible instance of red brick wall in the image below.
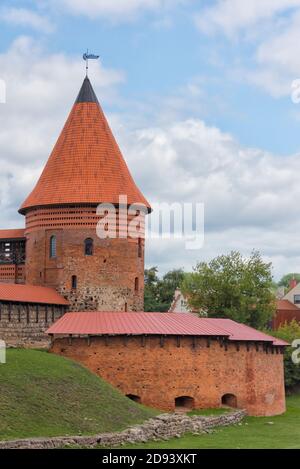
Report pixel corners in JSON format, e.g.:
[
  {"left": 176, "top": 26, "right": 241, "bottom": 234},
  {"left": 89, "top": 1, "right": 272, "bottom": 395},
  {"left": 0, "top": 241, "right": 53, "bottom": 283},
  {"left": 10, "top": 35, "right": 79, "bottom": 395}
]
[
  {"left": 51, "top": 336, "right": 286, "bottom": 417},
  {"left": 273, "top": 309, "right": 300, "bottom": 329},
  {"left": 25, "top": 206, "right": 145, "bottom": 311}
]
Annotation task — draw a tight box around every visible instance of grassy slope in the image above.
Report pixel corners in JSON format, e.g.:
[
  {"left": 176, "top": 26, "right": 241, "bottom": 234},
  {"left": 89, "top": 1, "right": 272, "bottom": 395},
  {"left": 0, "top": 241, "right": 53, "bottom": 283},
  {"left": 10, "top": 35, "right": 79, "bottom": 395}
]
[
  {"left": 122, "top": 394, "right": 300, "bottom": 449},
  {"left": 0, "top": 349, "right": 157, "bottom": 441}
]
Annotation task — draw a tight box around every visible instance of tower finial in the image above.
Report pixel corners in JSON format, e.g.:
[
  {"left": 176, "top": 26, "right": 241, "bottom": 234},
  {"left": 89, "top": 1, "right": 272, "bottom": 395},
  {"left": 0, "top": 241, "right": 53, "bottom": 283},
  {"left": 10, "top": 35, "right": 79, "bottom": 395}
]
[{"left": 83, "top": 50, "right": 100, "bottom": 77}]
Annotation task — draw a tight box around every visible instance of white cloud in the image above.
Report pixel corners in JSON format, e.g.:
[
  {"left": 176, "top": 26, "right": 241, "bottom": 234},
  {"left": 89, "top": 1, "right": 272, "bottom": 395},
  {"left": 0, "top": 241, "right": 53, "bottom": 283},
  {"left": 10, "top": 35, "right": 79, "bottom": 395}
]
[
  {"left": 0, "top": 36, "right": 124, "bottom": 226},
  {"left": 0, "top": 7, "right": 54, "bottom": 33},
  {"left": 195, "top": 1, "right": 300, "bottom": 98},
  {"left": 57, "top": 0, "right": 188, "bottom": 21},
  {"left": 120, "top": 118, "right": 300, "bottom": 229},
  {"left": 115, "top": 117, "right": 300, "bottom": 278},
  {"left": 0, "top": 36, "right": 300, "bottom": 279},
  {"left": 196, "top": 0, "right": 300, "bottom": 36}
]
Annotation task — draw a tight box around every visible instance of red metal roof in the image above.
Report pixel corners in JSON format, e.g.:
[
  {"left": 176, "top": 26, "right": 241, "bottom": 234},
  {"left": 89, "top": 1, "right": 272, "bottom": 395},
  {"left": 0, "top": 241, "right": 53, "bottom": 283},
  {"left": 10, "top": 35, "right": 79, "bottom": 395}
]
[
  {"left": 47, "top": 312, "right": 227, "bottom": 337},
  {"left": 46, "top": 312, "right": 287, "bottom": 345},
  {"left": 0, "top": 284, "right": 69, "bottom": 306},
  {"left": 202, "top": 318, "right": 287, "bottom": 346},
  {"left": 276, "top": 299, "right": 299, "bottom": 311},
  {"left": 0, "top": 229, "right": 25, "bottom": 240},
  {"left": 20, "top": 77, "right": 151, "bottom": 214}
]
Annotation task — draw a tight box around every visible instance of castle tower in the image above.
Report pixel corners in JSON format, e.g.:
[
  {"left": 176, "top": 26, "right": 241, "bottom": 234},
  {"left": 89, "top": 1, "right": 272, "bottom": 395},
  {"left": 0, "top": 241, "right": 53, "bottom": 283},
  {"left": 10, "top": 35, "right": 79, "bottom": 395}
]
[{"left": 19, "top": 77, "right": 151, "bottom": 311}]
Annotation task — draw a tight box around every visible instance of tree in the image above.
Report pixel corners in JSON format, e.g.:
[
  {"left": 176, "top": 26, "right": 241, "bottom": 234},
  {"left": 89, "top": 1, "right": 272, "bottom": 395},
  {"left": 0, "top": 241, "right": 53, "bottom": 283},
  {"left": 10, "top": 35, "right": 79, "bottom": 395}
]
[
  {"left": 181, "top": 251, "right": 276, "bottom": 329},
  {"left": 278, "top": 273, "right": 300, "bottom": 289},
  {"left": 268, "top": 321, "right": 300, "bottom": 389},
  {"left": 144, "top": 267, "right": 185, "bottom": 312},
  {"left": 144, "top": 267, "right": 161, "bottom": 312}
]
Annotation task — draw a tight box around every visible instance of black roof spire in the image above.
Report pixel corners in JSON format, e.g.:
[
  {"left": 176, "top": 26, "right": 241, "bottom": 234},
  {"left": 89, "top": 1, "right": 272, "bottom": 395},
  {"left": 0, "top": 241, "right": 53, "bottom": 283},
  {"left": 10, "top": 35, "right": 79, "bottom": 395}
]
[{"left": 75, "top": 76, "right": 99, "bottom": 104}]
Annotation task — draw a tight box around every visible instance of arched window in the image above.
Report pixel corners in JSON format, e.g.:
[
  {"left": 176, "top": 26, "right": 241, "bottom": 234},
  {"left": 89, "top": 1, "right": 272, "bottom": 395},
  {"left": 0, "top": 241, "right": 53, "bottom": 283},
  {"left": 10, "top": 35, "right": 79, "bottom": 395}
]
[
  {"left": 84, "top": 238, "right": 93, "bottom": 256},
  {"left": 175, "top": 396, "right": 195, "bottom": 410},
  {"left": 221, "top": 393, "right": 237, "bottom": 408},
  {"left": 71, "top": 275, "right": 77, "bottom": 290},
  {"left": 49, "top": 236, "right": 56, "bottom": 259},
  {"left": 135, "top": 277, "right": 139, "bottom": 293}
]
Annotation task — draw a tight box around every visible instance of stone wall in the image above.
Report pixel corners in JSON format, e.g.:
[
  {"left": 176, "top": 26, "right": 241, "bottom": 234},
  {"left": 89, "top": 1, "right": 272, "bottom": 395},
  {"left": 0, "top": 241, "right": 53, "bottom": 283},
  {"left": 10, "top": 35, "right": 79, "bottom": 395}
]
[
  {"left": 0, "top": 302, "right": 66, "bottom": 347},
  {"left": 0, "top": 409, "right": 246, "bottom": 449},
  {"left": 51, "top": 335, "right": 286, "bottom": 417}
]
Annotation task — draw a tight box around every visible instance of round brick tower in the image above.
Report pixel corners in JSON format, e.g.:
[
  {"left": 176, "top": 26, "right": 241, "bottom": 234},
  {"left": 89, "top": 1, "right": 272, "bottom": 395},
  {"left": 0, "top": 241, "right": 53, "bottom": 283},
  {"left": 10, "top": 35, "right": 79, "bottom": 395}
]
[{"left": 19, "top": 77, "right": 151, "bottom": 311}]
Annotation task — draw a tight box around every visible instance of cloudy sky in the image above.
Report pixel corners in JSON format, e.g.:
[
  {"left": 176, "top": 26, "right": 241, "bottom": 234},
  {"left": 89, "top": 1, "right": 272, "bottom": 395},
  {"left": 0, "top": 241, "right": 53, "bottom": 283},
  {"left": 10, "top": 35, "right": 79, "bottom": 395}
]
[{"left": 1, "top": 0, "right": 300, "bottom": 279}]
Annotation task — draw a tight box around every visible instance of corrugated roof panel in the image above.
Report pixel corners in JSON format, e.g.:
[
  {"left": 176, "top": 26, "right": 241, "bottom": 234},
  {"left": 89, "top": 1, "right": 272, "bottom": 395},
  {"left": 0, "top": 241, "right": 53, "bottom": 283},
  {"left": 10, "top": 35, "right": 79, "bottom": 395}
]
[
  {"left": 47, "top": 312, "right": 229, "bottom": 336},
  {"left": 46, "top": 311, "right": 288, "bottom": 346},
  {"left": 0, "top": 283, "right": 69, "bottom": 306},
  {"left": 202, "top": 318, "right": 288, "bottom": 346}
]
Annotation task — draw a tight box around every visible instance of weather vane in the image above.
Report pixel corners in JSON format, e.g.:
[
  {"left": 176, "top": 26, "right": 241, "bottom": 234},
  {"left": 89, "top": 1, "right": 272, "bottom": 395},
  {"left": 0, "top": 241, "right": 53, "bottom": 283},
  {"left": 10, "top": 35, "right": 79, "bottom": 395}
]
[{"left": 83, "top": 50, "right": 100, "bottom": 76}]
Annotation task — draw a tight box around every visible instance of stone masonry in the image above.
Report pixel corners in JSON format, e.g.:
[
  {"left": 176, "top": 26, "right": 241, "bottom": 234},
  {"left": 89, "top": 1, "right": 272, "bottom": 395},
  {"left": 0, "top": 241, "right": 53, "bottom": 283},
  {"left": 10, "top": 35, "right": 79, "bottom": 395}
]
[
  {"left": 0, "top": 409, "right": 246, "bottom": 449},
  {"left": 0, "top": 302, "right": 66, "bottom": 347}
]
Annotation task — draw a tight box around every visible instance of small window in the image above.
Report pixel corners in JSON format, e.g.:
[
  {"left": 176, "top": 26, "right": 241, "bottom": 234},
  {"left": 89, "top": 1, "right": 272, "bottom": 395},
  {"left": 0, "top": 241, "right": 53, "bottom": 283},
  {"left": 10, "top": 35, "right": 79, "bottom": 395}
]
[
  {"left": 294, "top": 295, "right": 300, "bottom": 304},
  {"left": 138, "top": 238, "right": 142, "bottom": 258},
  {"left": 49, "top": 236, "right": 56, "bottom": 258},
  {"left": 71, "top": 275, "right": 77, "bottom": 290},
  {"left": 84, "top": 238, "right": 93, "bottom": 256},
  {"left": 135, "top": 277, "right": 139, "bottom": 293}
]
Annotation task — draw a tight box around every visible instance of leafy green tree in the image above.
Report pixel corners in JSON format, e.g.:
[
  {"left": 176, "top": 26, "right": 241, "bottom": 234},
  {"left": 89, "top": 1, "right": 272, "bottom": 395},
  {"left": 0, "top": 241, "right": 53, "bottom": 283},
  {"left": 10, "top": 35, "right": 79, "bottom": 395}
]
[
  {"left": 144, "top": 267, "right": 161, "bottom": 312},
  {"left": 278, "top": 273, "right": 300, "bottom": 289},
  {"left": 144, "top": 267, "right": 185, "bottom": 312},
  {"left": 181, "top": 251, "right": 275, "bottom": 328},
  {"left": 269, "top": 321, "right": 300, "bottom": 389}
]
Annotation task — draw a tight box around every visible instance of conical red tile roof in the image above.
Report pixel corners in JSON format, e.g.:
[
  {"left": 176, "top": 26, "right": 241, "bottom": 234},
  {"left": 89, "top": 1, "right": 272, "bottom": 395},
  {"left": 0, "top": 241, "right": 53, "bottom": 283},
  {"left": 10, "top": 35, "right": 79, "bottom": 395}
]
[{"left": 19, "top": 77, "right": 151, "bottom": 214}]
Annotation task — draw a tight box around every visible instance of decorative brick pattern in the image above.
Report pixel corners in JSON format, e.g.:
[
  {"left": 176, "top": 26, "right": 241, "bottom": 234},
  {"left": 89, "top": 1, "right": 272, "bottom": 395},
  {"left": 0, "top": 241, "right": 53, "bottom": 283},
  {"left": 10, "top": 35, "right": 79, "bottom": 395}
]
[{"left": 25, "top": 210, "right": 145, "bottom": 311}]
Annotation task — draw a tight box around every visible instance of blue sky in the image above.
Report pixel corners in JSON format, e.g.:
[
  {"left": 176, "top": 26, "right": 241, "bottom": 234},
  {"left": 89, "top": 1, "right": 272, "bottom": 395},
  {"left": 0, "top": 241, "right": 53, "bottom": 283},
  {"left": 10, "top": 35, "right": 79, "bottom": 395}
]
[
  {"left": 1, "top": 0, "right": 299, "bottom": 154},
  {"left": 1, "top": 0, "right": 300, "bottom": 279}
]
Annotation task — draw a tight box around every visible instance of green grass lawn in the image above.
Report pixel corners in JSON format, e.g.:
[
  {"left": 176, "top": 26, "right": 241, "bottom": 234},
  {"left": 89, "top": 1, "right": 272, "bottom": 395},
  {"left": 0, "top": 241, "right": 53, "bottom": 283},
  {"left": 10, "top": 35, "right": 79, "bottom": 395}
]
[
  {"left": 1, "top": 349, "right": 300, "bottom": 449},
  {"left": 188, "top": 408, "right": 230, "bottom": 417},
  {"left": 0, "top": 349, "right": 157, "bottom": 441},
  {"left": 121, "top": 394, "right": 300, "bottom": 449}
]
